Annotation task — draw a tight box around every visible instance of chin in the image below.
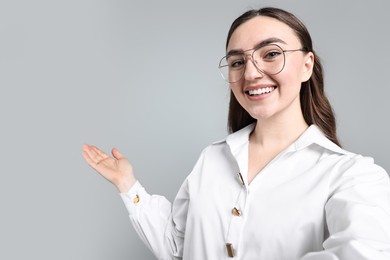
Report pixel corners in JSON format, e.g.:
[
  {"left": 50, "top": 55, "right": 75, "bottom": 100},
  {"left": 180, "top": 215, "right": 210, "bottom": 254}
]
[{"left": 248, "top": 110, "right": 274, "bottom": 121}]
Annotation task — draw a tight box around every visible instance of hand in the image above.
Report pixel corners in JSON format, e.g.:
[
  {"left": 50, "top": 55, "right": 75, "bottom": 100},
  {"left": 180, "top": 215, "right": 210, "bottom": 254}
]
[{"left": 82, "top": 144, "right": 136, "bottom": 193}]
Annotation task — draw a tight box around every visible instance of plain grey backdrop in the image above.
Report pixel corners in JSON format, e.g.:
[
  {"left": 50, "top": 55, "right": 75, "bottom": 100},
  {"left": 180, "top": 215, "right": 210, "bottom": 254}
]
[{"left": 1, "top": 0, "right": 389, "bottom": 259}]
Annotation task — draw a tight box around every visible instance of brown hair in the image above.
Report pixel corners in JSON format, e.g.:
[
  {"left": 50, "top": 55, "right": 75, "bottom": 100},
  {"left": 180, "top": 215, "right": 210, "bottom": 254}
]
[{"left": 226, "top": 7, "right": 340, "bottom": 146}]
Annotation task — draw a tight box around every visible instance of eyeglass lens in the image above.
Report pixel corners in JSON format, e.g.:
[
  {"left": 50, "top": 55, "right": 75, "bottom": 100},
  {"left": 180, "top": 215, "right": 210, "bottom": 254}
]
[{"left": 219, "top": 44, "right": 286, "bottom": 83}]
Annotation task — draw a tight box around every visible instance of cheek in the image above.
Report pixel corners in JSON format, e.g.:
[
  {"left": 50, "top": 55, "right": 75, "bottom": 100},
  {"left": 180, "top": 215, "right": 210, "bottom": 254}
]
[
  {"left": 278, "top": 60, "right": 305, "bottom": 84},
  {"left": 230, "top": 82, "right": 243, "bottom": 95},
  {"left": 230, "top": 84, "right": 248, "bottom": 106},
  {"left": 230, "top": 88, "right": 243, "bottom": 104}
]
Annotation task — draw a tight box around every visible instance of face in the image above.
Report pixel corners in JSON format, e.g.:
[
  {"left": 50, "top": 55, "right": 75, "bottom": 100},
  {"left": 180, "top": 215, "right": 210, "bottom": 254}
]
[{"left": 227, "top": 16, "right": 314, "bottom": 122}]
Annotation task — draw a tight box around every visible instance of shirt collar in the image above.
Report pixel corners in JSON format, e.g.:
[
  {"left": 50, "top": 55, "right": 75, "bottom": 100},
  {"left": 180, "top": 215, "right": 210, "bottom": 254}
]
[
  {"left": 294, "top": 125, "right": 348, "bottom": 154},
  {"left": 221, "top": 123, "right": 348, "bottom": 156},
  {"left": 224, "top": 124, "right": 253, "bottom": 157}
]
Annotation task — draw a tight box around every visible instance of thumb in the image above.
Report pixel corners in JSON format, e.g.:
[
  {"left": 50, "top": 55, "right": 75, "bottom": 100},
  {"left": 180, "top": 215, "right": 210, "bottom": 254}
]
[{"left": 112, "top": 148, "right": 125, "bottom": 160}]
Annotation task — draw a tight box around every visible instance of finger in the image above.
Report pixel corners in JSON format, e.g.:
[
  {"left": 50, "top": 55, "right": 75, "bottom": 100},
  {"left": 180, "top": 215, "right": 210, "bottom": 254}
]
[
  {"left": 91, "top": 146, "right": 110, "bottom": 161},
  {"left": 82, "top": 145, "right": 100, "bottom": 167},
  {"left": 82, "top": 143, "right": 94, "bottom": 154},
  {"left": 82, "top": 150, "right": 96, "bottom": 167},
  {"left": 82, "top": 144, "right": 93, "bottom": 162},
  {"left": 112, "top": 148, "right": 125, "bottom": 160},
  {"left": 83, "top": 145, "right": 108, "bottom": 165}
]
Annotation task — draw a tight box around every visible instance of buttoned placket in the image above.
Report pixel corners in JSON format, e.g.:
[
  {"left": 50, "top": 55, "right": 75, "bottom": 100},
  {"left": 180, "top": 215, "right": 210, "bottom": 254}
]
[
  {"left": 225, "top": 172, "right": 249, "bottom": 258},
  {"left": 223, "top": 139, "right": 298, "bottom": 258}
]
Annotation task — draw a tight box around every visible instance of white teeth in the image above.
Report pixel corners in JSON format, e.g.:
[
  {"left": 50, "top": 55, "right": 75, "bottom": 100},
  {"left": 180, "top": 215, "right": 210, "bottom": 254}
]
[{"left": 248, "top": 87, "right": 275, "bottom": 96}]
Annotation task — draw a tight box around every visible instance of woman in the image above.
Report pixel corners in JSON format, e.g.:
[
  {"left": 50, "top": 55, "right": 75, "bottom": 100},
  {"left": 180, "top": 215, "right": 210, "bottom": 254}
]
[{"left": 82, "top": 7, "right": 390, "bottom": 260}]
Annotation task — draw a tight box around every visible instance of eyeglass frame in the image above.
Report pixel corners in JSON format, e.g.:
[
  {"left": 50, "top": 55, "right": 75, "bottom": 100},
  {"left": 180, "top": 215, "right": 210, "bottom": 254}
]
[{"left": 218, "top": 43, "right": 309, "bottom": 83}]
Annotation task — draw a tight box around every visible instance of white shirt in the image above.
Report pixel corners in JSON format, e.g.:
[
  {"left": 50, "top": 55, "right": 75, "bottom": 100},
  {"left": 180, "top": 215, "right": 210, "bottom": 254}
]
[{"left": 120, "top": 124, "right": 390, "bottom": 260}]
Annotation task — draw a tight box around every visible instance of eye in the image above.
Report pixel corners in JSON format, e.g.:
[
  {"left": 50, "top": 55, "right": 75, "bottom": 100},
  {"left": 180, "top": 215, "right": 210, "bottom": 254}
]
[
  {"left": 228, "top": 58, "right": 245, "bottom": 69},
  {"left": 264, "top": 50, "right": 282, "bottom": 60}
]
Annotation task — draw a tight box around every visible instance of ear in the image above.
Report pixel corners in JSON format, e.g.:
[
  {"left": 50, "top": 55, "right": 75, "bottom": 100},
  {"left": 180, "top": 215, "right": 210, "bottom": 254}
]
[{"left": 301, "top": 52, "right": 314, "bottom": 82}]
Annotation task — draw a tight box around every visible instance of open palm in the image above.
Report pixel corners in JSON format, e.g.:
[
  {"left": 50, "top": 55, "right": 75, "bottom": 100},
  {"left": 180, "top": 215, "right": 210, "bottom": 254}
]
[{"left": 82, "top": 144, "right": 136, "bottom": 192}]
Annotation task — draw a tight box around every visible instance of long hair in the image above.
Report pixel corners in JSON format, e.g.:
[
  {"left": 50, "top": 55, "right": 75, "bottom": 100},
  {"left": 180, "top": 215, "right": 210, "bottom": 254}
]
[{"left": 226, "top": 7, "right": 340, "bottom": 146}]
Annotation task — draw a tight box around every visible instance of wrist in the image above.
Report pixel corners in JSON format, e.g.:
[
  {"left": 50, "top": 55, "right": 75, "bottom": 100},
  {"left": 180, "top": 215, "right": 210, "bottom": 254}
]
[{"left": 115, "top": 177, "right": 137, "bottom": 193}]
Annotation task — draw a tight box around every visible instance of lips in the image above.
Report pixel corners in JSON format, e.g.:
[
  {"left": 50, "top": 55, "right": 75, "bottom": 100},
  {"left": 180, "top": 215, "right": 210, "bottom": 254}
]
[{"left": 245, "top": 86, "right": 276, "bottom": 96}]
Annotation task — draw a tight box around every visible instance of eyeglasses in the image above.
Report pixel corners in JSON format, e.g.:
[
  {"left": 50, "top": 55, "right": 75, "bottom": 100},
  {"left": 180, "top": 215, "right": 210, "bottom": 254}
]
[{"left": 218, "top": 44, "right": 307, "bottom": 83}]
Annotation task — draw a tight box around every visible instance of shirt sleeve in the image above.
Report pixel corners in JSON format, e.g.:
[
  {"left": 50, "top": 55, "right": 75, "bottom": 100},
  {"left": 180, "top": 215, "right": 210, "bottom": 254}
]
[
  {"left": 300, "top": 155, "right": 390, "bottom": 260},
  {"left": 120, "top": 179, "right": 189, "bottom": 260}
]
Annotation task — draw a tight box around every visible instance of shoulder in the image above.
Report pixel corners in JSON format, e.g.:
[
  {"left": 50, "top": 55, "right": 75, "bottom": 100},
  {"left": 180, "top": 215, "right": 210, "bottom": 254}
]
[
  {"left": 315, "top": 144, "right": 390, "bottom": 192},
  {"left": 329, "top": 152, "right": 388, "bottom": 179},
  {"left": 292, "top": 125, "right": 388, "bottom": 180}
]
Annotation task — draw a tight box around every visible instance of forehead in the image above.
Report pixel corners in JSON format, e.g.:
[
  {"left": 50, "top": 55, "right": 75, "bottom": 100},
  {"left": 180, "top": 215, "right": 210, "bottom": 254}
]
[{"left": 227, "top": 16, "right": 300, "bottom": 51}]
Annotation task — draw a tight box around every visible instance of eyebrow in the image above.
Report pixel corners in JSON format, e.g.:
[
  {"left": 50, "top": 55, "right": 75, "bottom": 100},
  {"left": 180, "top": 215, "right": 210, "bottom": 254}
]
[{"left": 227, "top": 37, "right": 287, "bottom": 56}]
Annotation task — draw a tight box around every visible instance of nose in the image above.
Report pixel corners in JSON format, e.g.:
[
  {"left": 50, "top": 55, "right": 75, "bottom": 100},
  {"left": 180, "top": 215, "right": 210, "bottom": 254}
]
[{"left": 243, "top": 56, "right": 264, "bottom": 81}]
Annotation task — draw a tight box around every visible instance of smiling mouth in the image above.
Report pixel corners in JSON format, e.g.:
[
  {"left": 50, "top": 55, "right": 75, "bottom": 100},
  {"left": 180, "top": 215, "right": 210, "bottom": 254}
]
[{"left": 246, "top": 87, "right": 276, "bottom": 96}]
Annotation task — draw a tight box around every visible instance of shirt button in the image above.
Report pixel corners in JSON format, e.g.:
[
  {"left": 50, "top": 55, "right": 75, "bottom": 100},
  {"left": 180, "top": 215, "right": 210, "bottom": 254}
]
[
  {"left": 226, "top": 243, "right": 235, "bottom": 257},
  {"left": 133, "top": 194, "right": 140, "bottom": 204},
  {"left": 232, "top": 207, "right": 241, "bottom": 216},
  {"left": 237, "top": 172, "right": 245, "bottom": 186}
]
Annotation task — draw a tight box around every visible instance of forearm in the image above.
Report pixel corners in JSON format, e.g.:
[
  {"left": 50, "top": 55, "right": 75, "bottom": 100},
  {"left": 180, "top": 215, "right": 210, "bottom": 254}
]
[{"left": 120, "top": 181, "right": 184, "bottom": 259}]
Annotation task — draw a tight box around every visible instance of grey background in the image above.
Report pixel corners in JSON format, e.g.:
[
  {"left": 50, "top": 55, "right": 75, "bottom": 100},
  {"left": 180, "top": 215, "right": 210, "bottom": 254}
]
[{"left": 1, "top": 0, "right": 389, "bottom": 259}]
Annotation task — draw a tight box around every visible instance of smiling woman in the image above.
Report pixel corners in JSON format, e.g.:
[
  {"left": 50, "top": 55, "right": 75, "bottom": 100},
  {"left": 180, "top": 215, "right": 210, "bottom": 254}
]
[{"left": 82, "top": 6, "right": 390, "bottom": 260}]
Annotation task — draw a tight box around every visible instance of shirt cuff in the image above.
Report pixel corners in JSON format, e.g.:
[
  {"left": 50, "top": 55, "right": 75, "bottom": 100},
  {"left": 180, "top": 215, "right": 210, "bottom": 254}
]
[{"left": 119, "top": 181, "right": 150, "bottom": 214}]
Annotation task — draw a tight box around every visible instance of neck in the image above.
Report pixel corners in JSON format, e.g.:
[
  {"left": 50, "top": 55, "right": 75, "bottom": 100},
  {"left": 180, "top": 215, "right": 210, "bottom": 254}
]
[{"left": 250, "top": 114, "right": 308, "bottom": 148}]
